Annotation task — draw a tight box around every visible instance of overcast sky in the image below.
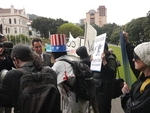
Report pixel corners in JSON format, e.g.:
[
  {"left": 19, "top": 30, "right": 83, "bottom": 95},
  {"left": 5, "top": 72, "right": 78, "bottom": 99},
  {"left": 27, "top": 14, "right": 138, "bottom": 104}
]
[{"left": 1, "top": 0, "right": 150, "bottom": 25}]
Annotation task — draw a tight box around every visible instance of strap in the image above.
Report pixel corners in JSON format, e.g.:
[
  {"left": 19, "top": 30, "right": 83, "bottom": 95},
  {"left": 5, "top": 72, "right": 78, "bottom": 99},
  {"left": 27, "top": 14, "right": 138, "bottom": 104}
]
[
  {"left": 140, "top": 78, "right": 150, "bottom": 93},
  {"left": 116, "top": 67, "right": 121, "bottom": 78}
]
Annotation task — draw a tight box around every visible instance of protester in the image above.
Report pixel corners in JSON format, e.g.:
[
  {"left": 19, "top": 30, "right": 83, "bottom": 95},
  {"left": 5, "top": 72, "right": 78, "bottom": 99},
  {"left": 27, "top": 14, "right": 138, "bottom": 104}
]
[
  {"left": 76, "top": 46, "right": 99, "bottom": 113},
  {"left": 0, "top": 44, "right": 60, "bottom": 113},
  {"left": 108, "top": 48, "right": 117, "bottom": 59},
  {"left": 109, "top": 48, "right": 121, "bottom": 67},
  {"left": 76, "top": 46, "right": 91, "bottom": 67},
  {"left": 92, "top": 42, "right": 117, "bottom": 113},
  {"left": 0, "top": 34, "right": 14, "bottom": 113},
  {"left": 48, "top": 34, "right": 89, "bottom": 113},
  {"left": 121, "top": 32, "right": 150, "bottom": 113},
  {"left": 32, "top": 37, "right": 53, "bottom": 67}
]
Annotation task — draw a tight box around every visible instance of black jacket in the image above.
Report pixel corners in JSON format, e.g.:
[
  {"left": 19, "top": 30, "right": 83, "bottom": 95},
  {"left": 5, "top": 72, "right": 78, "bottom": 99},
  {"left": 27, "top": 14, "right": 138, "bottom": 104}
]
[
  {"left": 121, "top": 74, "right": 150, "bottom": 113},
  {"left": 92, "top": 54, "right": 117, "bottom": 93},
  {"left": 0, "top": 62, "right": 57, "bottom": 112},
  {"left": 0, "top": 54, "right": 14, "bottom": 71}
]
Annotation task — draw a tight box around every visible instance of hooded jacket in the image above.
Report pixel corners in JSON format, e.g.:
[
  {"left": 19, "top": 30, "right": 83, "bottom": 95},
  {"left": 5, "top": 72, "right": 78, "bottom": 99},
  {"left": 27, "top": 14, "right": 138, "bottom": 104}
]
[{"left": 76, "top": 46, "right": 91, "bottom": 67}]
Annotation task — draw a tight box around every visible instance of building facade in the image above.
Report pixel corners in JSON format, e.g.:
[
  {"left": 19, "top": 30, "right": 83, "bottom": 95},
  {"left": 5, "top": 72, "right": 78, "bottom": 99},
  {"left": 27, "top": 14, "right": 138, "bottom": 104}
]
[
  {"left": 0, "top": 5, "right": 29, "bottom": 36},
  {"left": 80, "top": 5, "right": 107, "bottom": 27}
]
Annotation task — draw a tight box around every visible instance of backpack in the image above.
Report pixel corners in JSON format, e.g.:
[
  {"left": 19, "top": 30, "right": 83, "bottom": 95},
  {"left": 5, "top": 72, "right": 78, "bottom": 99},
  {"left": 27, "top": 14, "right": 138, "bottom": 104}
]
[
  {"left": 18, "top": 67, "right": 61, "bottom": 113},
  {"left": 107, "top": 55, "right": 124, "bottom": 99},
  {"left": 140, "top": 78, "right": 150, "bottom": 93},
  {"left": 60, "top": 59, "right": 96, "bottom": 102}
]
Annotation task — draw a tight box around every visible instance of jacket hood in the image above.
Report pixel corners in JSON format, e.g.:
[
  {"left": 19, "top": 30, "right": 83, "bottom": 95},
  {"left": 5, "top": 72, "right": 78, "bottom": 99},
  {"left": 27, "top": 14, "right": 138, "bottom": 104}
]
[{"left": 76, "top": 46, "right": 89, "bottom": 59}]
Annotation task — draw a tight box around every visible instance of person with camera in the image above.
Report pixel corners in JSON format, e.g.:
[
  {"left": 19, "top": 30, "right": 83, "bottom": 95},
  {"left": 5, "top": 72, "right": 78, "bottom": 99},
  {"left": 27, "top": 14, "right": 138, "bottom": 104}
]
[
  {"left": 0, "top": 34, "right": 14, "bottom": 113},
  {"left": 0, "top": 34, "right": 14, "bottom": 72}
]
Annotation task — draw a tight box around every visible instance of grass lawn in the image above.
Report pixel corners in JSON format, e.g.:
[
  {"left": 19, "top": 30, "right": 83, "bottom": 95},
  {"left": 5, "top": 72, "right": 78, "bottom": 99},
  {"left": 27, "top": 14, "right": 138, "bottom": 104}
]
[{"left": 109, "top": 45, "right": 136, "bottom": 83}]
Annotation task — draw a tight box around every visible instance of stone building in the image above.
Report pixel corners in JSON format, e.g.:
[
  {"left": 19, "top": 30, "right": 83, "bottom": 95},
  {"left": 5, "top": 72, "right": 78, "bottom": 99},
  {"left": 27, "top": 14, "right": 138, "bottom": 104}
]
[
  {"left": 80, "top": 5, "right": 107, "bottom": 27},
  {"left": 0, "top": 5, "right": 29, "bottom": 36}
]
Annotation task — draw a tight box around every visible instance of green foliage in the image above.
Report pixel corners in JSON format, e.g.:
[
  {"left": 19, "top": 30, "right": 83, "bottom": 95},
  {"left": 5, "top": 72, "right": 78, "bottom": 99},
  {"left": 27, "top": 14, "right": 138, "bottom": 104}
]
[
  {"left": 57, "top": 23, "right": 84, "bottom": 37},
  {"left": 109, "top": 45, "right": 136, "bottom": 83},
  {"left": 125, "top": 17, "right": 150, "bottom": 45},
  {"left": 31, "top": 17, "right": 68, "bottom": 38},
  {"left": 7, "top": 34, "right": 31, "bottom": 45}
]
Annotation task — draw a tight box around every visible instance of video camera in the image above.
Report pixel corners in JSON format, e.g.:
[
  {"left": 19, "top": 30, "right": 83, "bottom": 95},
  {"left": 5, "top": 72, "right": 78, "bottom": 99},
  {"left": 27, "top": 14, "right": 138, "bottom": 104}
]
[{"left": 0, "top": 41, "right": 14, "bottom": 56}]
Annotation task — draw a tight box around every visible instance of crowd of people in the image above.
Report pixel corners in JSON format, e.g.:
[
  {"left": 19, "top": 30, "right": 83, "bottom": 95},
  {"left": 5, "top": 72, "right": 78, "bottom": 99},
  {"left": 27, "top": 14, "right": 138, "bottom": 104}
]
[{"left": 0, "top": 31, "right": 150, "bottom": 113}]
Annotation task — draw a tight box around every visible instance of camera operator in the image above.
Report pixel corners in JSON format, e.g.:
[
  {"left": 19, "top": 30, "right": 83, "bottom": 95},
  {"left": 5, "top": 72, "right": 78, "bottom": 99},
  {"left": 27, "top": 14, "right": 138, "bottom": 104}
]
[
  {"left": 0, "top": 34, "right": 14, "bottom": 71},
  {"left": 0, "top": 34, "right": 14, "bottom": 113}
]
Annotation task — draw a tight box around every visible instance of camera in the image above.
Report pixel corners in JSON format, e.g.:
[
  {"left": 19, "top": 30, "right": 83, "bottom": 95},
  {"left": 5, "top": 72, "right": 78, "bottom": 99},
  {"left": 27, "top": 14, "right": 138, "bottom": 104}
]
[{"left": 0, "top": 41, "right": 14, "bottom": 56}]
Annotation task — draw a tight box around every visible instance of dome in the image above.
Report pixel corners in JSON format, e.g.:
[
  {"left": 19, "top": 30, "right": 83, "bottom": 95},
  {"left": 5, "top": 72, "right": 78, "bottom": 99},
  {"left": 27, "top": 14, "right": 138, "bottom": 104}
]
[{"left": 88, "top": 9, "right": 96, "bottom": 14}]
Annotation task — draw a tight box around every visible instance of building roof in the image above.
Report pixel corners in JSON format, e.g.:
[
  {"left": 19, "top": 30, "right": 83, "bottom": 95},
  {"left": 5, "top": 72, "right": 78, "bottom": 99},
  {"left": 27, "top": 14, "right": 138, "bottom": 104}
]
[
  {"left": 88, "top": 9, "right": 96, "bottom": 14},
  {"left": 0, "top": 7, "right": 23, "bottom": 14}
]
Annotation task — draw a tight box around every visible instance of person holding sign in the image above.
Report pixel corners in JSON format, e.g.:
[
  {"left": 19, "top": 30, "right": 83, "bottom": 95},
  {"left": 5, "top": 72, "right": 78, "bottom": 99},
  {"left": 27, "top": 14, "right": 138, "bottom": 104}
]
[
  {"left": 121, "top": 32, "right": 150, "bottom": 113},
  {"left": 92, "top": 42, "right": 117, "bottom": 113}
]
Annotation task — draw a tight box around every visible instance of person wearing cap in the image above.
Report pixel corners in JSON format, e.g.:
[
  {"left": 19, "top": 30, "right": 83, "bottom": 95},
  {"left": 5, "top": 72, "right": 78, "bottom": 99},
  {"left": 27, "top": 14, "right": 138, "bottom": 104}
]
[
  {"left": 31, "top": 38, "right": 53, "bottom": 67},
  {"left": 121, "top": 32, "right": 150, "bottom": 113},
  {"left": 92, "top": 42, "right": 117, "bottom": 113},
  {"left": 48, "top": 34, "right": 89, "bottom": 113}
]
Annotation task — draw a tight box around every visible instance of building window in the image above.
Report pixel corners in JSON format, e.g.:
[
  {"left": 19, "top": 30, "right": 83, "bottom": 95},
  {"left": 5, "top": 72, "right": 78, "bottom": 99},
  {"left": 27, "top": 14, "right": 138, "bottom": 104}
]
[
  {"left": 8, "top": 28, "right": 10, "bottom": 33},
  {"left": 90, "top": 18, "right": 95, "bottom": 24},
  {"left": 9, "top": 18, "right": 11, "bottom": 24},
  {"left": 6, "top": 27, "right": 7, "bottom": 33},
  {"left": 14, "top": 18, "right": 16, "bottom": 24},
  {"left": 15, "top": 28, "right": 17, "bottom": 33}
]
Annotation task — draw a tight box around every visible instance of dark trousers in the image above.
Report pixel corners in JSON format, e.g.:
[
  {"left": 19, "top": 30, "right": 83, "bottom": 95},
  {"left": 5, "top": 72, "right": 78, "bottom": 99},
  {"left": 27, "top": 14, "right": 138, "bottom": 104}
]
[
  {"left": 89, "top": 94, "right": 99, "bottom": 113},
  {"left": 96, "top": 93, "right": 112, "bottom": 113}
]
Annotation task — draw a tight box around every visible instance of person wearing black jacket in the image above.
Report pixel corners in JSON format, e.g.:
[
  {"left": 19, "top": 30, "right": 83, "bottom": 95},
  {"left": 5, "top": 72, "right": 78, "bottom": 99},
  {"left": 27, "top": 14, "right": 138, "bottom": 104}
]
[
  {"left": 76, "top": 46, "right": 99, "bottom": 113},
  {"left": 0, "top": 44, "right": 60, "bottom": 113},
  {"left": 92, "top": 43, "right": 117, "bottom": 113},
  {"left": 121, "top": 32, "right": 150, "bottom": 113}
]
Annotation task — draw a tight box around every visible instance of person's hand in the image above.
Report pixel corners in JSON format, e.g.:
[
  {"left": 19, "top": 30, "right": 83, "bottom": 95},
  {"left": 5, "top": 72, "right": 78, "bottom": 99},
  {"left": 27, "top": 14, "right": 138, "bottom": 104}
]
[
  {"left": 101, "top": 52, "right": 107, "bottom": 65},
  {"left": 123, "top": 31, "right": 129, "bottom": 42},
  {"left": 121, "top": 82, "right": 130, "bottom": 93}
]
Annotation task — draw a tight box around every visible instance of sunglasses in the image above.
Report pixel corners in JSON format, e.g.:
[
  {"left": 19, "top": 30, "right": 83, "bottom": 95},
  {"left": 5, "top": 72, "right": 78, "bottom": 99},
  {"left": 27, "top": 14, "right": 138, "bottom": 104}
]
[{"left": 133, "top": 52, "right": 140, "bottom": 60}]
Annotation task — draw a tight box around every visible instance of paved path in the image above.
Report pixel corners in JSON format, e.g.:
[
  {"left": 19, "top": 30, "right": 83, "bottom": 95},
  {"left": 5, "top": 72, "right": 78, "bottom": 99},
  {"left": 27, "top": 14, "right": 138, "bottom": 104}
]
[
  {"left": 10, "top": 98, "right": 124, "bottom": 113},
  {"left": 111, "top": 98, "right": 124, "bottom": 113}
]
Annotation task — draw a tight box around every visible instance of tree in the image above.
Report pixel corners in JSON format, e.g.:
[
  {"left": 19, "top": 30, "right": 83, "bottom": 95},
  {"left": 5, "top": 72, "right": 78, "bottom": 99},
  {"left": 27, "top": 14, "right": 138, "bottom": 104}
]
[
  {"left": 31, "top": 17, "right": 68, "bottom": 38},
  {"left": 57, "top": 23, "right": 84, "bottom": 38},
  {"left": 125, "top": 17, "right": 148, "bottom": 44},
  {"left": 91, "top": 24, "right": 102, "bottom": 36}
]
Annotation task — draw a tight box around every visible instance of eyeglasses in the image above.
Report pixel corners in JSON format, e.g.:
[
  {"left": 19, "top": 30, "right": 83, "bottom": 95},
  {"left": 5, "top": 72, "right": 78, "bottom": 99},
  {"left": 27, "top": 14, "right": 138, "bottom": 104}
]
[{"left": 133, "top": 52, "right": 140, "bottom": 60}]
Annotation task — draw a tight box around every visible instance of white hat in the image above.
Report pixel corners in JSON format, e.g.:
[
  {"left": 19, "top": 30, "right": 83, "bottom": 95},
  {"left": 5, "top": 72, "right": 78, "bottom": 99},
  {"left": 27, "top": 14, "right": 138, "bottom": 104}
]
[{"left": 134, "top": 42, "right": 150, "bottom": 66}]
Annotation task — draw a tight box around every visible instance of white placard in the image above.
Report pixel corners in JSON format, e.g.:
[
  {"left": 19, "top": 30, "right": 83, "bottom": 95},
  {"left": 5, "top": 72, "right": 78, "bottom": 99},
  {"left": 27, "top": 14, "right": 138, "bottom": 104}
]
[{"left": 90, "top": 33, "right": 107, "bottom": 72}]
